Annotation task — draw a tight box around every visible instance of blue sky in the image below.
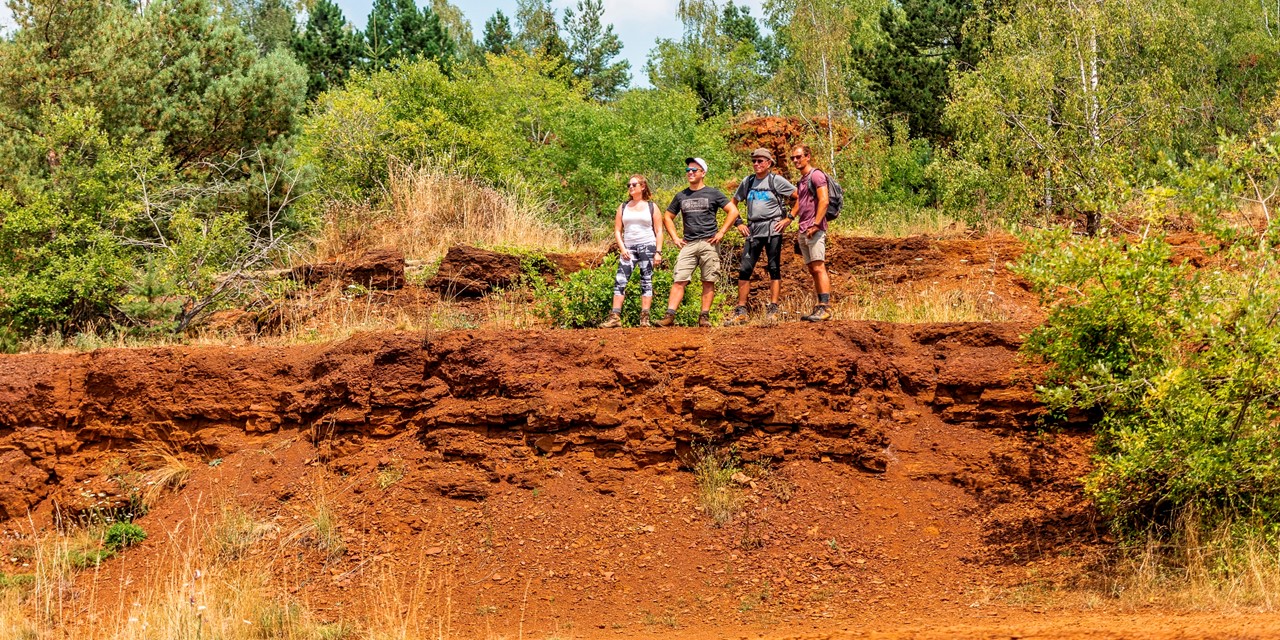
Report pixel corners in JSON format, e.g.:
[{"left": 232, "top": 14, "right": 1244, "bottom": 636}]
[{"left": 2, "top": 1, "right": 769, "bottom": 88}]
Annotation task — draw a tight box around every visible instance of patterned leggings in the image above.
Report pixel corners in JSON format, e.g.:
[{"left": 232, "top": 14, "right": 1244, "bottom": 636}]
[{"left": 613, "top": 243, "right": 657, "bottom": 296}]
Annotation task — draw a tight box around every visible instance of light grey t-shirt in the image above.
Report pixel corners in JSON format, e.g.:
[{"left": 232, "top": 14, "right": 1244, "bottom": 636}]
[{"left": 733, "top": 173, "right": 796, "bottom": 238}]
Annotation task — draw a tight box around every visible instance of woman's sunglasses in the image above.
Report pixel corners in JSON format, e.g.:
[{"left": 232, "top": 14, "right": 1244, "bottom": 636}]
[{"left": 627, "top": 182, "right": 641, "bottom": 188}]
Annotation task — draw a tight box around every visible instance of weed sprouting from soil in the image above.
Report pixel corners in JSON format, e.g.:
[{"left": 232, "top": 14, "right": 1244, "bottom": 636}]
[
  {"left": 212, "top": 504, "right": 274, "bottom": 563},
  {"left": 690, "top": 446, "right": 745, "bottom": 526},
  {"left": 137, "top": 442, "right": 194, "bottom": 510},
  {"left": 376, "top": 463, "right": 406, "bottom": 490}
]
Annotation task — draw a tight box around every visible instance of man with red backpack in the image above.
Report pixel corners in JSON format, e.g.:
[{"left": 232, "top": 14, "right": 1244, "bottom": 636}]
[{"left": 789, "top": 145, "right": 834, "bottom": 322}]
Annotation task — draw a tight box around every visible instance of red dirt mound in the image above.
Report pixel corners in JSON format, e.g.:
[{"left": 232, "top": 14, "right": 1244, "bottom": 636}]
[{"left": 0, "top": 323, "right": 1107, "bottom": 637}]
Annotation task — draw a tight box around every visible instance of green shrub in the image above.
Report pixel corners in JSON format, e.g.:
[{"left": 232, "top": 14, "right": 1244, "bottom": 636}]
[
  {"left": 104, "top": 522, "right": 147, "bottom": 550},
  {"left": 1017, "top": 228, "right": 1280, "bottom": 538},
  {"left": 534, "top": 247, "right": 724, "bottom": 327}
]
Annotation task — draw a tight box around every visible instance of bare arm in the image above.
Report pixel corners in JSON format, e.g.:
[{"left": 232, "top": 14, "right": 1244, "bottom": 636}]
[
  {"left": 614, "top": 204, "right": 629, "bottom": 260},
  {"left": 730, "top": 197, "right": 748, "bottom": 235},
  {"left": 808, "top": 185, "right": 830, "bottom": 237},
  {"left": 663, "top": 210, "right": 685, "bottom": 248},
  {"left": 650, "top": 204, "right": 664, "bottom": 260},
  {"left": 712, "top": 200, "right": 741, "bottom": 244}
]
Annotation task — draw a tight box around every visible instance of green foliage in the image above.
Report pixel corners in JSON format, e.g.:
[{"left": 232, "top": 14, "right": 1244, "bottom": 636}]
[
  {"left": 946, "top": 0, "right": 1280, "bottom": 226},
  {"left": 293, "top": 0, "right": 362, "bottom": 99},
  {"left": 104, "top": 522, "right": 148, "bottom": 550},
  {"left": 858, "top": 0, "right": 994, "bottom": 140},
  {"left": 534, "top": 247, "right": 724, "bottom": 327},
  {"left": 363, "top": 0, "right": 455, "bottom": 72},
  {"left": 221, "top": 0, "right": 297, "bottom": 55},
  {"left": 647, "top": 0, "right": 774, "bottom": 118},
  {"left": 482, "top": 10, "right": 515, "bottom": 55},
  {"left": 301, "top": 54, "right": 730, "bottom": 217},
  {"left": 0, "top": 109, "right": 147, "bottom": 333},
  {"left": 563, "top": 0, "right": 630, "bottom": 101},
  {"left": 1017, "top": 228, "right": 1280, "bottom": 537}
]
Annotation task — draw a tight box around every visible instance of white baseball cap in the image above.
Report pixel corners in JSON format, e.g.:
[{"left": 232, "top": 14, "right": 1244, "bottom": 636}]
[{"left": 684, "top": 157, "right": 708, "bottom": 173}]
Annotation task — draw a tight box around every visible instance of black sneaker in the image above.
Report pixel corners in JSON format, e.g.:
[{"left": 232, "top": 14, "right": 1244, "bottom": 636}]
[{"left": 801, "top": 305, "right": 831, "bottom": 322}]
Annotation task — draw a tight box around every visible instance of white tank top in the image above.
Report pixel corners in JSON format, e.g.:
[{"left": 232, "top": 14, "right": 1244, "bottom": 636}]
[{"left": 621, "top": 201, "right": 657, "bottom": 246}]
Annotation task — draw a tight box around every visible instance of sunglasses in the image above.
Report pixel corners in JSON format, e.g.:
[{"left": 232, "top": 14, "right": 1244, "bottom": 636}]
[
  {"left": 790, "top": 155, "right": 805, "bottom": 161},
  {"left": 686, "top": 167, "right": 701, "bottom": 173},
  {"left": 751, "top": 158, "right": 770, "bottom": 164},
  {"left": 627, "top": 182, "right": 641, "bottom": 187}
]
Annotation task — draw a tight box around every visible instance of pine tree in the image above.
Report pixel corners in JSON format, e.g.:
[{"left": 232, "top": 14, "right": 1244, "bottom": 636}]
[
  {"left": 292, "top": 0, "right": 361, "bottom": 98},
  {"left": 363, "top": 0, "right": 455, "bottom": 71},
  {"left": 863, "top": 0, "right": 989, "bottom": 140},
  {"left": 562, "top": 0, "right": 629, "bottom": 100},
  {"left": 481, "top": 9, "right": 514, "bottom": 55},
  {"left": 221, "top": 0, "right": 297, "bottom": 55}
]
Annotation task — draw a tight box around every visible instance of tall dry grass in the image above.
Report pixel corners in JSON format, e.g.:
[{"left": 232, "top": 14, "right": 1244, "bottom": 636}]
[{"left": 311, "top": 162, "right": 587, "bottom": 265}]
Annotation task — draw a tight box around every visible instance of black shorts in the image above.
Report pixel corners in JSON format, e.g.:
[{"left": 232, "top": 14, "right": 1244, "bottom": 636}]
[{"left": 739, "top": 234, "right": 783, "bottom": 281}]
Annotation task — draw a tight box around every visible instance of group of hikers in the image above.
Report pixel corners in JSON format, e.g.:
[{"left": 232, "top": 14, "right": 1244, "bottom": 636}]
[{"left": 599, "top": 145, "right": 833, "bottom": 328}]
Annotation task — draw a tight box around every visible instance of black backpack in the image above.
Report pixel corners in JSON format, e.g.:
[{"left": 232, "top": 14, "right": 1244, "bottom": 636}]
[
  {"left": 804, "top": 169, "right": 844, "bottom": 221},
  {"left": 742, "top": 173, "right": 788, "bottom": 222}
]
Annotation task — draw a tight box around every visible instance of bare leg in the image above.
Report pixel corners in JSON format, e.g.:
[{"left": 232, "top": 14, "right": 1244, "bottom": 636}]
[
  {"left": 736, "top": 280, "right": 751, "bottom": 307},
  {"left": 640, "top": 295, "right": 652, "bottom": 311},
  {"left": 769, "top": 279, "right": 781, "bottom": 305},
  {"left": 611, "top": 294, "right": 624, "bottom": 310},
  {"left": 667, "top": 281, "right": 689, "bottom": 311},
  {"left": 808, "top": 261, "right": 831, "bottom": 297},
  {"left": 700, "top": 281, "right": 716, "bottom": 312}
]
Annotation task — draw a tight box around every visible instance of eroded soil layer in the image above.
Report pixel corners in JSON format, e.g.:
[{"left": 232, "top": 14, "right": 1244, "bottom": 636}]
[{"left": 0, "top": 324, "right": 1110, "bottom": 637}]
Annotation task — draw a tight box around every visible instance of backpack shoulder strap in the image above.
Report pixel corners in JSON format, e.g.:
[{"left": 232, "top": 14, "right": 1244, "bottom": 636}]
[{"left": 648, "top": 201, "right": 655, "bottom": 215}]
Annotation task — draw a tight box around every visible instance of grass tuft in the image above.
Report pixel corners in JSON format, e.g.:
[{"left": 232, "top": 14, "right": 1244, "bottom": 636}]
[{"left": 690, "top": 446, "right": 745, "bottom": 526}]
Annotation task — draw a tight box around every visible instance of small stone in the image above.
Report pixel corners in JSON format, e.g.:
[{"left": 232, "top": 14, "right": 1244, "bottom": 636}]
[{"left": 424, "top": 547, "right": 443, "bottom": 555}]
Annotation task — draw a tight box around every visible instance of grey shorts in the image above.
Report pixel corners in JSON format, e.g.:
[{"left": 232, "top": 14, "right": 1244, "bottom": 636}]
[
  {"left": 672, "top": 240, "right": 721, "bottom": 283},
  {"left": 799, "top": 229, "right": 826, "bottom": 264}
]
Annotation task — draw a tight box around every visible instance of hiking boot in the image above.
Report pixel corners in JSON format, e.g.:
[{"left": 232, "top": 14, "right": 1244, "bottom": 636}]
[
  {"left": 598, "top": 312, "right": 622, "bottom": 328},
  {"left": 698, "top": 311, "right": 712, "bottom": 328},
  {"left": 654, "top": 312, "right": 676, "bottom": 327},
  {"left": 764, "top": 303, "right": 780, "bottom": 323},
  {"left": 801, "top": 305, "right": 831, "bottom": 322},
  {"left": 725, "top": 305, "right": 749, "bottom": 326},
  {"left": 639, "top": 311, "right": 652, "bottom": 327}
]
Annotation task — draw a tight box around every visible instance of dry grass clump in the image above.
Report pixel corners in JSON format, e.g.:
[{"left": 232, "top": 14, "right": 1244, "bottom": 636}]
[
  {"left": 1097, "top": 514, "right": 1280, "bottom": 612},
  {"left": 311, "top": 162, "right": 584, "bottom": 265},
  {"left": 689, "top": 446, "right": 745, "bottom": 526}
]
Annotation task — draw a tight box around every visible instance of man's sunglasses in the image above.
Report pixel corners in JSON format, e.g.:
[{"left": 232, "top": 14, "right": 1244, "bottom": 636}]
[
  {"left": 790, "top": 155, "right": 805, "bottom": 161},
  {"left": 751, "top": 158, "right": 769, "bottom": 164},
  {"left": 685, "top": 167, "right": 701, "bottom": 173}
]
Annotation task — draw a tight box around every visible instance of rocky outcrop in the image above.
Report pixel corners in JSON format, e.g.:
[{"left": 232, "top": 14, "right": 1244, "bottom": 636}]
[
  {"left": 0, "top": 323, "right": 1049, "bottom": 522},
  {"left": 291, "top": 248, "right": 406, "bottom": 290}
]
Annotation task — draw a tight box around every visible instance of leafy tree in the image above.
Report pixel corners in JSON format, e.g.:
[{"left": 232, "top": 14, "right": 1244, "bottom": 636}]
[
  {"left": 364, "top": 0, "right": 456, "bottom": 71},
  {"left": 293, "top": 0, "right": 362, "bottom": 99},
  {"left": 945, "top": 0, "right": 1280, "bottom": 228},
  {"left": 220, "top": 0, "right": 297, "bottom": 54},
  {"left": 562, "top": 0, "right": 630, "bottom": 101},
  {"left": 646, "top": 0, "right": 772, "bottom": 118},
  {"left": 481, "top": 9, "right": 515, "bottom": 55},
  {"left": 515, "top": 0, "right": 570, "bottom": 73},
  {"left": 431, "top": 0, "right": 478, "bottom": 62}
]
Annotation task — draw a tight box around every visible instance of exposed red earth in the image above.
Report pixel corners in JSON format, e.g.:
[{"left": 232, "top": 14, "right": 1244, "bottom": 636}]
[{"left": 0, "top": 232, "right": 1273, "bottom": 638}]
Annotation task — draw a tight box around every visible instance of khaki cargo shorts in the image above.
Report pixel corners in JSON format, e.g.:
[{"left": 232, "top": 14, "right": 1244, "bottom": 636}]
[
  {"left": 799, "top": 229, "right": 826, "bottom": 264},
  {"left": 672, "top": 240, "right": 721, "bottom": 283}
]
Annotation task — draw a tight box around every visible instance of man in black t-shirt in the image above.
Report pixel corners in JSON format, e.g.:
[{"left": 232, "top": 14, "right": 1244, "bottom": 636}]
[{"left": 655, "top": 157, "right": 739, "bottom": 328}]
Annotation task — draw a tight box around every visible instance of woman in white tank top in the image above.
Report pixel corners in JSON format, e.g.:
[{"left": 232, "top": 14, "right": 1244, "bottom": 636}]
[{"left": 600, "top": 174, "right": 664, "bottom": 328}]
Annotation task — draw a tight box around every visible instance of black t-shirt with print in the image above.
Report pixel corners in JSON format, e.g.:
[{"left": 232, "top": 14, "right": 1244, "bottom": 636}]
[{"left": 666, "top": 186, "right": 729, "bottom": 241}]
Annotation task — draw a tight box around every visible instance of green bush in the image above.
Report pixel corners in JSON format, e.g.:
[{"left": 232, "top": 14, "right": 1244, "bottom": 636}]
[
  {"left": 104, "top": 522, "right": 147, "bottom": 550},
  {"left": 535, "top": 247, "right": 724, "bottom": 327},
  {"left": 1017, "top": 228, "right": 1280, "bottom": 537}
]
